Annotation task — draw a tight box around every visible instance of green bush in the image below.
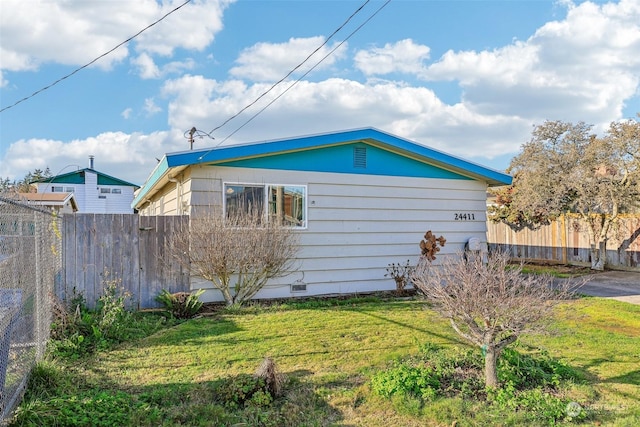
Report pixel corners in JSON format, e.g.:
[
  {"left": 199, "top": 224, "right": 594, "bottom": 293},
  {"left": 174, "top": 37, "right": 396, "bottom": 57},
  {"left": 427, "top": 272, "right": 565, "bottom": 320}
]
[
  {"left": 212, "top": 374, "right": 268, "bottom": 408},
  {"left": 371, "top": 343, "right": 587, "bottom": 424},
  {"left": 49, "top": 277, "right": 173, "bottom": 359},
  {"left": 498, "top": 347, "right": 581, "bottom": 389},
  {"left": 11, "top": 390, "right": 139, "bottom": 427},
  {"left": 371, "top": 363, "right": 440, "bottom": 401},
  {"left": 155, "top": 289, "right": 205, "bottom": 319}
]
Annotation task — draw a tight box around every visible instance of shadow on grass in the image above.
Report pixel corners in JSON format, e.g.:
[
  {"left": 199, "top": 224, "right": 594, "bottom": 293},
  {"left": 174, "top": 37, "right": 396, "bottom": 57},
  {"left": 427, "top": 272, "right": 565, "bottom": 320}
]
[
  {"left": 356, "top": 308, "right": 468, "bottom": 347},
  {"left": 123, "top": 369, "right": 345, "bottom": 426},
  {"left": 606, "top": 369, "right": 640, "bottom": 386},
  {"left": 127, "top": 317, "right": 244, "bottom": 349},
  {"left": 15, "top": 363, "right": 347, "bottom": 427}
]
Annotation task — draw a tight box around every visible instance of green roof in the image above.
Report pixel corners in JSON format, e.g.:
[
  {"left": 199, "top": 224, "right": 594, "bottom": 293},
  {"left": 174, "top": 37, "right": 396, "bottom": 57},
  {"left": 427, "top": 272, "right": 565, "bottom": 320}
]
[{"left": 31, "top": 168, "right": 139, "bottom": 188}]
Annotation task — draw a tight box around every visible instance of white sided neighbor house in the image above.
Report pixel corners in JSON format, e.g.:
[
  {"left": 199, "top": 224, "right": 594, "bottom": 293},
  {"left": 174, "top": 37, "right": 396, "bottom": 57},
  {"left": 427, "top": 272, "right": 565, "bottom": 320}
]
[
  {"left": 132, "top": 128, "right": 512, "bottom": 303},
  {"left": 32, "top": 157, "right": 140, "bottom": 214}
]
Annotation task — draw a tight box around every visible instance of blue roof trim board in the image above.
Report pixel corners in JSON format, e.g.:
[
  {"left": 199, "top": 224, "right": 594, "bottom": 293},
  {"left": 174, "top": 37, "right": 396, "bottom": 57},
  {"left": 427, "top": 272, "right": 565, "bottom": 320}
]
[{"left": 132, "top": 128, "right": 512, "bottom": 208}]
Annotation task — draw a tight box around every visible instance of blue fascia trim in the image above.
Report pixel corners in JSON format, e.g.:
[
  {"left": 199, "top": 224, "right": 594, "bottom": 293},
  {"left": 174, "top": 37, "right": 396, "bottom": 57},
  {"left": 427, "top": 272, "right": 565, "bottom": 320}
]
[
  {"left": 166, "top": 128, "right": 511, "bottom": 185},
  {"left": 136, "top": 128, "right": 512, "bottom": 208},
  {"left": 131, "top": 157, "right": 170, "bottom": 208}
]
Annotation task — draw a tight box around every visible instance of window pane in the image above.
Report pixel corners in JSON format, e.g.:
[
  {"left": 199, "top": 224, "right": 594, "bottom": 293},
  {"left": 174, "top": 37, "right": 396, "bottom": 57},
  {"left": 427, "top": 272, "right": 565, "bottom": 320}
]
[
  {"left": 268, "top": 185, "right": 306, "bottom": 227},
  {"left": 225, "top": 185, "right": 264, "bottom": 218}
]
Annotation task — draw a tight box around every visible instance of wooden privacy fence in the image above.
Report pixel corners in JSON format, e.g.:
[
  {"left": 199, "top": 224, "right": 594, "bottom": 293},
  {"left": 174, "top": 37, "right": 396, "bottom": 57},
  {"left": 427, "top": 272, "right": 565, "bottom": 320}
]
[
  {"left": 487, "top": 215, "right": 640, "bottom": 270},
  {"left": 60, "top": 214, "right": 190, "bottom": 309}
]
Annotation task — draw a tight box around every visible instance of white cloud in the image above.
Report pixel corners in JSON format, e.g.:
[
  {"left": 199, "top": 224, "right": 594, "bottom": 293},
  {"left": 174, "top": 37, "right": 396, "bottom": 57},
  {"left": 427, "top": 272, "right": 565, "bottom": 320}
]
[
  {"left": 121, "top": 108, "right": 133, "bottom": 120},
  {"left": 0, "top": 131, "right": 185, "bottom": 185},
  {"left": 354, "top": 39, "right": 431, "bottom": 75},
  {"left": 134, "top": 0, "right": 235, "bottom": 56},
  {"left": 162, "top": 74, "right": 522, "bottom": 160},
  {"left": 132, "top": 53, "right": 161, "bottom": 79},
  {"left": 0, "top": 0, "right": 233, "bottom": 80},
  {"left": 131, "top": 53, "right": 196, "bottom": 79},
  {"left": 229, "top": 37, "right": 348, "bottom": 81},
  {"left": 420, "top": 0, "right": 640, "bottom": 126},
  {"left": 144, "top": 98, "right": 162, "bottom": 116}
]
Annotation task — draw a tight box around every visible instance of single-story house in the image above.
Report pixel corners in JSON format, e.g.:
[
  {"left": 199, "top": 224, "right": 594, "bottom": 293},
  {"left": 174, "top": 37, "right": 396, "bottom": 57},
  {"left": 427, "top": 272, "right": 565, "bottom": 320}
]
[
  {"left": 31, "top": 156, "right": 140, "bottom": 214},
  {"left": 17, "top": 192, "right": 78, "bottom": 214},
  {"left": 133, "top": 127, "right": 512, "bottom": 302}
]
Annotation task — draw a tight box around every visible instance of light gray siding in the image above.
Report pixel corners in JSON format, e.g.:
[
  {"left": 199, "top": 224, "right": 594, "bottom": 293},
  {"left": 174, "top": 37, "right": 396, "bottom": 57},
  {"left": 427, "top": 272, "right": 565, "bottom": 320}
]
[
  {"left": 186, "top": 166, "right": 489, "bottom": 302},
  {"left": 36, "top": 172, "right": 136, "bottom": 214}
]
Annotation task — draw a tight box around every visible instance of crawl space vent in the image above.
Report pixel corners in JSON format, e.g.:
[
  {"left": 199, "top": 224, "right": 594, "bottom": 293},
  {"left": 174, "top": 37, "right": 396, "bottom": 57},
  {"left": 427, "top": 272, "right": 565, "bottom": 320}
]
[
  {"left": 353, "top": 146, "right": 367, "bottom": 168},
  {"left": 291, "top": 280, "right": 307, "bottom": 292}
]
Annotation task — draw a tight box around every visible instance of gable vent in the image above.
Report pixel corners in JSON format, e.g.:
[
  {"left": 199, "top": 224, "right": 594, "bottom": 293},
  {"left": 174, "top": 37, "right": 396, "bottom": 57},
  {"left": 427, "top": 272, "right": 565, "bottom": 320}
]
[{"left": 353, "top": 146, "right": 367, "bottom": 168}]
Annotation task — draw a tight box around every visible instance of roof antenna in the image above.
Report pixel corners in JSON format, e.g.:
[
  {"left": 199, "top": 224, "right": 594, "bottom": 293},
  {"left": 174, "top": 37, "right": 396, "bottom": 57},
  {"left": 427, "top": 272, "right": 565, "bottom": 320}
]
[{"left": 183, "top": 127, "right": 214, "bottom": 150}]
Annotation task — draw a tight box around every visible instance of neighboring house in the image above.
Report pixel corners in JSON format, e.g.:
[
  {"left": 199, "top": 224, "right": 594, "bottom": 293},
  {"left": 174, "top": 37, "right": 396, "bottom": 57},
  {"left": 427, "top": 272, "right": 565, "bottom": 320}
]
[
  {"left": 132, "top": 128, "right": 512, "bottom": 302},
  {"left": 17, "top": 192, "right": 78, "bottom": 214},
  {"left": 32, "top": 157, "right": 140, "bottom": 213}
]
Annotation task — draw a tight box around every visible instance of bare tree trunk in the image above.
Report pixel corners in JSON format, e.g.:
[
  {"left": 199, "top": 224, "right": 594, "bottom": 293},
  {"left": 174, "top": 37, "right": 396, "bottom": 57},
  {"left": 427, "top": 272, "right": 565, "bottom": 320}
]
[
  {"left": 590, "top": 240, "right": 607, "bottom": 271},
  {"left": 484, "top": 345, "right": 499, "bottom": 388},
  {"left": 584, "top": 214, "right": 608, "bottom": 271}
]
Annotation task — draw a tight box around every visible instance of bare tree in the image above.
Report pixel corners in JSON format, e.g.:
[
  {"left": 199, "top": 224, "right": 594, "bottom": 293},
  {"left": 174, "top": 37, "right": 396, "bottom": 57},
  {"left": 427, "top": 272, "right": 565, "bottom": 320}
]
[
  {"left": 166, "top": 207, "right": 299, "bottom": 306},
  {"left": 412, "top": 251, "right": 582, "bottom": 388},
  {"left": 490, "top": 118, "right": 640, "bottom": 270}
]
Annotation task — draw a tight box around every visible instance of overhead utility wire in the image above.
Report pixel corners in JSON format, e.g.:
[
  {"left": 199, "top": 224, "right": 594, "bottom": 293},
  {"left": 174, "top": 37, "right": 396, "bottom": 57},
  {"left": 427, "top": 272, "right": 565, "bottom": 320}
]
[
  {"left": 208, "top": 0, "right": 392, "bottom": 151},
  {"left": 207, "top": 0, "right": 371, "bottom": 136},
  {"left": 0, "top": 0, "right": 193, "bottom": 114}
]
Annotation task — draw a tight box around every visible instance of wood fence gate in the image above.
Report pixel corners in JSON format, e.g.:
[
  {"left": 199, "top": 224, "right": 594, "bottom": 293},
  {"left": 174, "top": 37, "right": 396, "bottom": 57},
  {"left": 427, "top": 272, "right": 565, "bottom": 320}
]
[{"left": 60, "top": 214, "right": 190, "bottom": 309}]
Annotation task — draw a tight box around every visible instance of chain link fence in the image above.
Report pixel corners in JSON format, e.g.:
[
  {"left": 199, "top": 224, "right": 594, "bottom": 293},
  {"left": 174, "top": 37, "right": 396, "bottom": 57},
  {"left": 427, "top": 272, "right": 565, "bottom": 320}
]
[{"left": 0, "top": 196, "right": 61, "bottom": 421}]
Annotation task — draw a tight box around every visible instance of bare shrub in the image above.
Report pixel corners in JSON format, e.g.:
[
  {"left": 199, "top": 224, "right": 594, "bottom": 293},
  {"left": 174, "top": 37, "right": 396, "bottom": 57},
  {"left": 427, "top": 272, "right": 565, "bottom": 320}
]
[
  {"left": 412, "top": 250, "right": 584, "bottom": 388},
  {"left": 384, "top": 260, "right": 414, "bottom": 295},
  {"left": 166, "top": 206, "right": 299, "bottom": 306}
]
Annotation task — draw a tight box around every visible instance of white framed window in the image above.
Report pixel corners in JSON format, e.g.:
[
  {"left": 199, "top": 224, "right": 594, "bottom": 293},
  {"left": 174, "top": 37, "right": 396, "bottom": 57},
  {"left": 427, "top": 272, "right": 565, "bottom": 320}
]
[
  {"left": 224, "top": 183, "right": 307, "bottom": 228},
  {"left": 111, "top": 188, "right": 122, "bottom": 194},
  {"left": 51, "top": 186, "right": 64, "bottom": 192},
  {"left": 100, "top": 188, "right": 111, "bottom": 194},
  {"left": 65, "top": 187, "right": 74, "bottom": 193}
]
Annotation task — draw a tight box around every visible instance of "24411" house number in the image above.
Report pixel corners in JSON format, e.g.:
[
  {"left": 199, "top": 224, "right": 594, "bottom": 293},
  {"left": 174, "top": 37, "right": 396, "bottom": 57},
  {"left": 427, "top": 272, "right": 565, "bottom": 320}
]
[{"left": 454, "top": 213, "right": 476, "bottom": 221}]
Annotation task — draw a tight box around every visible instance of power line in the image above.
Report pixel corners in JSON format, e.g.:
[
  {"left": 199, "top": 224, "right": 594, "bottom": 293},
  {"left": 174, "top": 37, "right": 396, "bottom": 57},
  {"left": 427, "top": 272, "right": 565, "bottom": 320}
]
[
  {"left": 207, "top": 0, "right": 372, "bottom": 136},
  {"left": 201, "top": 0, "right": 392, "bottom": 155},
  {"left": 0, "top": 0, "right": 193, "bottom": 114}
]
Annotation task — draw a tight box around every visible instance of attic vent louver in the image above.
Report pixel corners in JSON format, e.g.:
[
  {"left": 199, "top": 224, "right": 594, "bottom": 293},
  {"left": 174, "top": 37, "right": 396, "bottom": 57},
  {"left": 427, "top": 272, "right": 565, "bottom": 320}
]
[{"left": 353, "top": 146, "right": 367, "bottom": 168}]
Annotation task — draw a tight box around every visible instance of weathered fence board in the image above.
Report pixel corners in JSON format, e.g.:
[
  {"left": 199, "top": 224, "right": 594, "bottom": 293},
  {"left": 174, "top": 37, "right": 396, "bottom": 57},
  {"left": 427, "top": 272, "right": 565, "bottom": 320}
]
[
  {"left": 487, "top": 215, "right": 640, "bottom": 270},
  {"left": 61, "top": 214, "right": 189, "bottom": 309}
]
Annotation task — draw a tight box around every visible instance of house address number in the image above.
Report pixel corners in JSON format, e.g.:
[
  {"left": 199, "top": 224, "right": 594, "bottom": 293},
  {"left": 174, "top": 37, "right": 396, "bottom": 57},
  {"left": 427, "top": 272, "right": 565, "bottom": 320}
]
[{"left": 454, "top": 213, "right": 475, "bottom": 221}]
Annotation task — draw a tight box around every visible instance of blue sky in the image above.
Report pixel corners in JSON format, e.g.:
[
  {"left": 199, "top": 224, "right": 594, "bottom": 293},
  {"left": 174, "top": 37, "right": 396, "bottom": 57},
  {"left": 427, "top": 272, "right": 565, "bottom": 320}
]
[{"left": 1, "top": 0, "right": 639, "bottom": 186}]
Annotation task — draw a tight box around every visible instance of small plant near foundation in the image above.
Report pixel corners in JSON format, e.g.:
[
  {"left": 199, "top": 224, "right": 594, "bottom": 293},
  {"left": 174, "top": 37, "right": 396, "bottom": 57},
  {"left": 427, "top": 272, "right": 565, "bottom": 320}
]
[
  {"left": 156, "top": 289, "right": 205, "bottom": 319},
  {"left": 385, "top": 260, "right": 414, "bottom": 295}
]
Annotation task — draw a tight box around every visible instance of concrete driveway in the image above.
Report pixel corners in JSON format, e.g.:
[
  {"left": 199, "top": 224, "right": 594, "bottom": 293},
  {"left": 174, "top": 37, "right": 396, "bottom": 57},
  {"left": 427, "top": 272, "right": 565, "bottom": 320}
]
[{"left": 576, "top": 270, "right": 640, "bottom": 305}]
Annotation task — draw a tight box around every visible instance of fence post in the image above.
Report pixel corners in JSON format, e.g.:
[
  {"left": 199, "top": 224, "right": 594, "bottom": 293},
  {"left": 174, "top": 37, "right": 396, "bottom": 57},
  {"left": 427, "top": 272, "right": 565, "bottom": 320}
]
[
  {"left": 34, "top": 211, "right": 44, "bottom": 359},
  {"left": 561, "top": 214, "right": 568, "bottom": 264}
]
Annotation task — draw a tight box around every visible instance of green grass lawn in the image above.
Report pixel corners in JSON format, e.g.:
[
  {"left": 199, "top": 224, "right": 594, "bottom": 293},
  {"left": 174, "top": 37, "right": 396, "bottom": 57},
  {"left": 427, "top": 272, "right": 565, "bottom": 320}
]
[{"left": 9, "top": 296, "right": 640, "bottom": 426}]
